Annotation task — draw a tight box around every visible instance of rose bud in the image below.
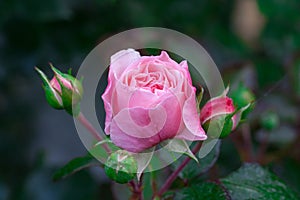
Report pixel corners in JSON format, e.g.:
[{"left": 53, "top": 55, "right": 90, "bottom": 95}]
[
  {"left": 200, "top": 87, "right": 251, "bottom": 138},
  {"left": 35, "top": 64, "right": 83, "bottom": 116},
  {"left": 230, "top": 82, "right": 255, "bottom": 119},
  {"left": 104, "top": 150, "right": 138, "bottom": 184},
  {"left": 50, "top": 65, "right": 83, "bottom": 116},
  {"left": 102, "top": 49, "right": 207, "bottom": 153},
  {"left": 260, "top": 111, "right": 279, "bottom": 131},
  {"left": 35, "top": 67, "right": 64, "bottom": 109}
]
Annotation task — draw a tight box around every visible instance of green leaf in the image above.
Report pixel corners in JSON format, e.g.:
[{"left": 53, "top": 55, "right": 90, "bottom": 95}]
[
  {"left": 162, "top": 139, "right": 198, "bottom": 162},
  {"left": 52, "top": 155, "right": 100, "bottom": 181},
  {"left": 174, "top": 182, "right": 228, "bottom": 200},
  {"left": 221, "top": 163, "right": 299, "bottom": 200}
]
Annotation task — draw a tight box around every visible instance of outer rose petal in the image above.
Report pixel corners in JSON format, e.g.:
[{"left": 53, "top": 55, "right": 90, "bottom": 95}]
[
  {"left": 110, "top": 49, "right": 141, "bottom": 79},
  {"left": 175, "top": 92, "right": 207, "bottom": 141},
  {"left": 110, "top": 94, "right": 182, "bottom": 152},
  {"left": 110, "top": 120, "right": 161, "bottom": 153},
  {"left": 179, "top": 60, "right": 194, "bottom": 87},
  {"left": 111, "top": 106, "right": 167, "bottom": 138},
  {"left": 200, "top": 96, "right": 235, "bottom": 124},
  {"left": 102, "top": 49, "right": 140, "bottom": 134}
]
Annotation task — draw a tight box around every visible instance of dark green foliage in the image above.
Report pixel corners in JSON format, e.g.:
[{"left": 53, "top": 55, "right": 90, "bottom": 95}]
[
  {"left": 221, "top": 163, "right": 299, "bottom": 200},
  {"left": 53, "top": 155, "right": 99, "bottom": 181},
  {"left": 175, "top": 182, "right": 228, "bottom": 200},
  {"left": 175, "top": 163, "right": 299, "bottom": 200}
]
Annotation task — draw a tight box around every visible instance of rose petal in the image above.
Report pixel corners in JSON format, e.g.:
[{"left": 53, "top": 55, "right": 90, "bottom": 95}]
[
  {"left": 110, "top": 120, "right": 161, "bottom": 153},
  {"left": 112, "top": 105, "right": 167, "bottom": 138},
  {"left": 156, "top": 93, "right": 182, "bottom": 140},
  {"left": 177, "top": 91, "right": 207, "bottom": 141},
  {"left": 101, "top": 75, "right": 114, "bottom": 134},
  {"left": 102, "top": 49, "right": 141, "bottom": 134},
  {"left": 179, "top": 60, "right": 193, "bottom": 86},
  {"left": 110, "top": 93, "right": 183, "bottom": 151},
  {"left": 129, "top": 89, "right": 160, "bottom": 108},
  {"left": 110, "top": 49, "right": 141, "bottom": 79},
  {"left": 200, "top": 96, "right": 234, "bottom": 124}
]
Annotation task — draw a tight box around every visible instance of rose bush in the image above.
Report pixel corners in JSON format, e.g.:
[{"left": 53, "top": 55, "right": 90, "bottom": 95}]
[{"left": 102, "top": 49, "right": 207, "bottom": 152}]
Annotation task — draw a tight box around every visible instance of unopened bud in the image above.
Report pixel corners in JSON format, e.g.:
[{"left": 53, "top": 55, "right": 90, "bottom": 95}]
[
  {"left": 260, "top": 111, "right": 279, "bottom": 131},
  {"left": 35, "top": 67, "right": 64, "bottom": 109},
  {"left": 104, "top": 150, "right": 137, "bottom": 184},
  {"left": 230, "top": 83, "right": 255, "bottom": 118},
  {"left": 35, "top": 64, "right": 83, "bottom": 116},
  {"left": 201, "top": 87, "right": 252, "bottom": 138},
  {"left": 50, "top": 65, "right": 83, "bottom": 116}
]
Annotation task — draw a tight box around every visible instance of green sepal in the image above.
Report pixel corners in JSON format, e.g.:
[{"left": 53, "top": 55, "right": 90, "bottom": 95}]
[
  {"left": 44, "top": 85, "right": 64, "bottom": 109},
  {"left": 162, "top": 139, "right": 198, "bottom": 162},
  {"left": 203, "top": 114, "right": 233, "bottom": 139},
  {"left": 35, "top": 67, "right": 63, "bottom": 109},
  {"left": 104, "top": 150, "right": 138, "bottom": 184},
  {"left": 50, "top": 64, "right": 83, "bottom": 116},
  {"left": 196, "top": 86, "right": 204, "bottom": 113}
]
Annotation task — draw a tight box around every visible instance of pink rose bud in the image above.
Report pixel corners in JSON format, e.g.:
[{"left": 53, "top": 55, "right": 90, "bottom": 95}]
[
  {"left": 35, "top": 64, "right": 83, "bottom": 116},
  {"left": 200, "top": 87, "right": 246, "bottom": 138},
  {"left": 102, "top": 49, "right": 207, "bottom": 153},
  {"left": 35, "top": 67, "right": 64, "bottom": 109}
]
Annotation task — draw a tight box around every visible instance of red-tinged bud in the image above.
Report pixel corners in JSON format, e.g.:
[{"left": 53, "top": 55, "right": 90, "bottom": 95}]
[{"left": 201, "top": 87, "right": 251, "bottom": 138}]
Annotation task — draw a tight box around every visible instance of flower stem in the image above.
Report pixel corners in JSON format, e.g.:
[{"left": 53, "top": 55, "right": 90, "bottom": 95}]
[
  {"left": 77, "top": 112, "right": 110, "bottom": 153},
  {"left": 155, "top": 142, "right": 202, "bottom": 198},
  {"left": 129, "top": 176, "right": 144, "bottom": 200},
  {"left": 241, "top": 124, "right": 254, "bottom": 162}
]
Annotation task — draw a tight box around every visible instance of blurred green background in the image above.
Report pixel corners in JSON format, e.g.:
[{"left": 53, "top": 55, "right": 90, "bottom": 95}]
[{"left": 0, "top": 0, "right": 300, "bottom": 199}]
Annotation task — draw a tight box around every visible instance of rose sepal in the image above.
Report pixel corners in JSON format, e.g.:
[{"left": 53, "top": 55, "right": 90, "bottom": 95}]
[{"left": 35, "top": 67, "right": 64, "bottom": 109}]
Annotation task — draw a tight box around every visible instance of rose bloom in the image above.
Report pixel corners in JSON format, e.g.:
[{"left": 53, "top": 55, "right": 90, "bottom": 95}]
[{"left": 102, "top": 49, "right": 207, "bottom": 152}]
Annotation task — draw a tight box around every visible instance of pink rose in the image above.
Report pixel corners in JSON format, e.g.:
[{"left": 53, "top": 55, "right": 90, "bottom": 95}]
[{"left": 102, "top": 49, "right": 207, "bottom": 152}]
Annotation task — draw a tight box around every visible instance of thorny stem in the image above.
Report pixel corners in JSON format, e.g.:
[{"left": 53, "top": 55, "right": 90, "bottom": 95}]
[
  {"left": 155, "top": 142, "right": 203, "bottom": 198},
  {"left": 77, "top": 112, "right": 110, "bottom": 153}
]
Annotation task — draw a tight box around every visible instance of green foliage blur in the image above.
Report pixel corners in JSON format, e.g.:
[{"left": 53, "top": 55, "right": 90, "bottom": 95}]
[{"left": 0, "top": 0, "right": 300, "bottom": 199}]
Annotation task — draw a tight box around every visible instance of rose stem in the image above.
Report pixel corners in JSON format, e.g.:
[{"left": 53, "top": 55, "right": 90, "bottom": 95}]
[
  {"left": 128, "top": 175, "right": 144, "bottom": 200},
  {"left": 155, "top": 142, "right": 202, "bottom": 198},
  {"left": 256, "top": 131, "right": 269, "bottom": 164},
  {"left": 77, "top": 112, "right": 110, "bottom": 153},
  {"left": 241, "top": 124, "right": 254, "bottom": 162}
]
